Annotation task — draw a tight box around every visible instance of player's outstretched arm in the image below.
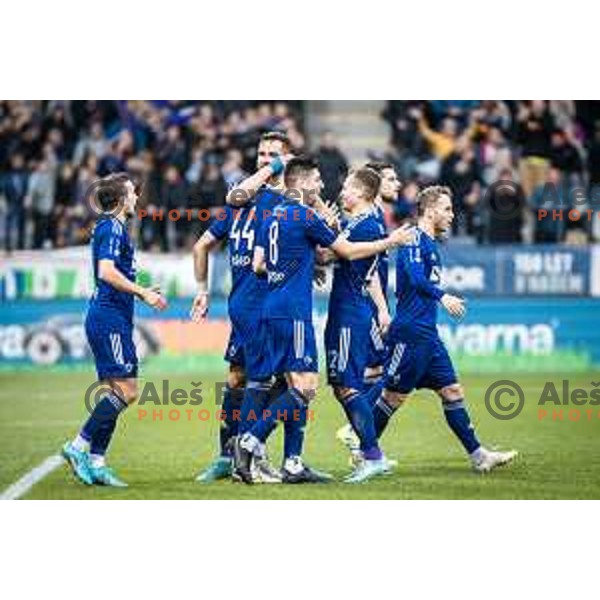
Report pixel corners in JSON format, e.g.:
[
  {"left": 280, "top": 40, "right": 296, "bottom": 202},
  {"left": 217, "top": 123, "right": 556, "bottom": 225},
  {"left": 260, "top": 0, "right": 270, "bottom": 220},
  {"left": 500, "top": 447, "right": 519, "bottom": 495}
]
[
  {"left": 191, "top": 230, "right": 220, "bottom": 321},
  {"left": 226, "top": 157, "right": 286, "bottom": 206},
  {"left": 330, "top": 224, "right": 413, "bottom": 261},
  {"left": 98, "top": 259, "right": 166, "bottom": 310}
]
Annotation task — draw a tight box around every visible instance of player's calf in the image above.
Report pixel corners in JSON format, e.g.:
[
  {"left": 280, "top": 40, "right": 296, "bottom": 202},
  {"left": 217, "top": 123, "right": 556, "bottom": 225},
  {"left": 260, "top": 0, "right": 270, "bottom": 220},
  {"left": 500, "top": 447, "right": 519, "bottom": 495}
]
[
  {"left": 438, "top": 383, "right": 481, "bottom": 457},
  {"left": 64, "top": 378, "right": 134, "bottom": 486},
  {"left": 334, "top": 386, "right": 382, "bottom": 461},
  {"left": 370, "top": 388, "right": 408, "bottom": 439},
  {"left": 437, "top": 383, "right": 518, "bottom": 473}
]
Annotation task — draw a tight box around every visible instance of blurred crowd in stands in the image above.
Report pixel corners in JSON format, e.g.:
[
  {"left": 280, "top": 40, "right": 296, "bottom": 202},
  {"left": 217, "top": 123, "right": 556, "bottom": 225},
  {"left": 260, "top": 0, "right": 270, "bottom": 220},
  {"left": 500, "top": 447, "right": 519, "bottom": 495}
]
[
  {"left": 380, "top": 100, "right": 600, "bottom": 244},
  {"left": 0, "top": 101, "right": 305, "bottom": 252},
  {"left": 2, "top": 100, "right": 600, "bottom": 253}
]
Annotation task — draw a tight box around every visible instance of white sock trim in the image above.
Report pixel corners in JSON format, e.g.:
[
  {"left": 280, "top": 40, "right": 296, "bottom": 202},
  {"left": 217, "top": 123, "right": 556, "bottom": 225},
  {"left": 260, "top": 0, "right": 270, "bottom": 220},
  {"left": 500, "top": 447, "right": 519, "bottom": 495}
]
[
  {"left": 89, "top": 454, "right": 106, "bottom": 468},
  {"left": 72, "top": 434, "right": 89, "bottom": 452}
]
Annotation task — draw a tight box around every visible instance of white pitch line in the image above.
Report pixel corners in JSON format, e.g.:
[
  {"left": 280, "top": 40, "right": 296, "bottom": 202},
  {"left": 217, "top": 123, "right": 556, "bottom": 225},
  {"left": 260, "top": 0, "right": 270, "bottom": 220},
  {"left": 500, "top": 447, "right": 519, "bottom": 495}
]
[{"left": 0, "top": 455, "right": 64, "bottom": 500}]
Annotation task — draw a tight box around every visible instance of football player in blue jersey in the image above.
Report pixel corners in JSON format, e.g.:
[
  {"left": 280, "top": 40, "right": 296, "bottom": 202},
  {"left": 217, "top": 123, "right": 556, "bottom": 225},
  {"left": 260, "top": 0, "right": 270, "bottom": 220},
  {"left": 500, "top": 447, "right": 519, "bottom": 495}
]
[
  {"left": 336, "top": 162, "right": 401, "bottom": 465},
  {"left": 349, "top": 185, "right": 518, "bottom": 473},
  {"left": 232, "top": 156, "right": 413, "bottom": 484},
  {"left": 324, "top": 168, "right": 397, "bottom": 483},
  {"left": 191, "top": 132, "right": 291, "bottom": 483},
  {"left": 62, "top": 173, "right": 167, "bottom": 487}
]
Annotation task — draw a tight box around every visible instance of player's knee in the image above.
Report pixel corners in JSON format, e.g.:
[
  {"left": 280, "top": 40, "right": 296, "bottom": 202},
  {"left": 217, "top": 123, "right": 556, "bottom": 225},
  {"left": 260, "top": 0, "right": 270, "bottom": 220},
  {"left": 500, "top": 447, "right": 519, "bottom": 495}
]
[
  {"left": 227, "top": 366, "right": 246, "bottom": 389},
  {"left": 382, "top": 389, "right": 408, "bottom": 408},
  {"left": 438, "top": 383, "right": 464, "bottom": 402},
  {"left": 364, "top": 365, "right": 383, "bottom": 379},
  {"left": 333, "top": 387, "right": 356, "bottom": 403},
  {"left": 113, "top": 380, "right": 138, "bottom": 405},
  {"left": 288, "top": 372, "right": 318, "bottom": 402}
]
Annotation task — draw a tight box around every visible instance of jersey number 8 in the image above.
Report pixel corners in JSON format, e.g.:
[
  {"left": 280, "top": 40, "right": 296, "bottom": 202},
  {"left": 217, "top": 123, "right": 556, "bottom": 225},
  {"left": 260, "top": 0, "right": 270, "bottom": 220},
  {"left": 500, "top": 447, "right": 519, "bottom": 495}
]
[{"left": 268, "top": 220, "right": 279, "bottom": 265}]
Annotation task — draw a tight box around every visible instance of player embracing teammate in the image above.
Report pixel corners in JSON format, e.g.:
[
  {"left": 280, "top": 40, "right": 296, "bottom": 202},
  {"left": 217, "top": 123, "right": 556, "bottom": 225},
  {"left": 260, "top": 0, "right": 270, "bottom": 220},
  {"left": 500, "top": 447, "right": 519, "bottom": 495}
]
[
  {"left": 191, "top": 131, "right": 292, "bottom": 483},
  {"left": 232, "top": 157, "right": 413, "bottom": 483},
  {"left": 62, "top": 138, "right": 516, "bottom": 491}
]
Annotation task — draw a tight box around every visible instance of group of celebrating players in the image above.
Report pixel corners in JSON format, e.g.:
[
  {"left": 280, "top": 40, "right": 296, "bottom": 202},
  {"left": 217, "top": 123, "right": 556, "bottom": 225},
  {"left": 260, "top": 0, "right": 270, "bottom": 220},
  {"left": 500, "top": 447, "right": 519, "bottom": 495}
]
[{"left": 61, "top": 130, "right": 517, "bottom": 488}]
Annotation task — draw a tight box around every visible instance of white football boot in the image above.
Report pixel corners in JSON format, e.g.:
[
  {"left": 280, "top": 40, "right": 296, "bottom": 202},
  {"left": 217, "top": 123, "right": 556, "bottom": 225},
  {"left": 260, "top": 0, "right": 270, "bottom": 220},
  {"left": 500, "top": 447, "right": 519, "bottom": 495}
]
[{"left": 471, "top": 447, "right": 518, "bottom": 473}]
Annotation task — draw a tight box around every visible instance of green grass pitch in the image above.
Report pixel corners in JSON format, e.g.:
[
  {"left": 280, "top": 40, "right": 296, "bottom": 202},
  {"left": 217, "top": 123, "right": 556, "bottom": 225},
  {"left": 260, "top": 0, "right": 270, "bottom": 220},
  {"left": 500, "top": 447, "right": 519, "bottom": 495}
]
[{"left": 1, "top": 369, "right": 599, "bottom": 499}]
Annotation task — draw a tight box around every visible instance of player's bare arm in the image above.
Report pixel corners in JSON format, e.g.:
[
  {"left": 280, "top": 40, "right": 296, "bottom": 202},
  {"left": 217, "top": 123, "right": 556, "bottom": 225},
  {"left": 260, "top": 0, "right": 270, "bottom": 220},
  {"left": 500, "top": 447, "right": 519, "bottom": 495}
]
[
  {"left": 330, "top": 223, "right": 413, "bottom": 261},
  {"left": 98, "top": 259, "right": 166, "bottom": 310},
  {"left": 366, "top": 272, "right": 391, "bottom": 335},
  {"left": 309, "top": 196, "right": 341, "bottom": 231},
  {"left": 191, "top": 230, "right": 220, "bottom": 322},
  {"left": 226, "top": 161, "right": 284, "bottom": 206},
  {"left": 226, "top": 132, "right": 293, "bottom": 206}
]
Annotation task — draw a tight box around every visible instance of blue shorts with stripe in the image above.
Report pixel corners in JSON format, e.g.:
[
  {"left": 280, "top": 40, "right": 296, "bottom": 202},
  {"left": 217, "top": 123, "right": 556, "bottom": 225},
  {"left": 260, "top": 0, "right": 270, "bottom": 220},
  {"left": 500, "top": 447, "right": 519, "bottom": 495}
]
[
  {"left": 264, "top": 318, "right": 318, "bottom": 376},
  {"left": 384, "top": 331, "right": 457, "bottom": 394},
  {"left": 225, "top": 311, "right": 271, "bottom": 380},
  {"left": 366, "top": 315, "right": 389, "bottom": 369},
  {"left": 325, "top": 316, "right": 372, "bottom": 390},
  {"left": 85, "top": 306, "right": 137, "bottom": 380}
]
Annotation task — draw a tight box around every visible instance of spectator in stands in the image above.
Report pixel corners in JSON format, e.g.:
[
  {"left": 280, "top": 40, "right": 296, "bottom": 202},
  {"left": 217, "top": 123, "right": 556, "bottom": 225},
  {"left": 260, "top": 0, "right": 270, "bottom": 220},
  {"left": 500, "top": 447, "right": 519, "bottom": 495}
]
[
  {"left": 54, "top": 162, "right": 77, "bottom": 247},
  {"left": 221, "top": 149, "right": 247, "bottom": 188},
  {"left": 161, "top": 165, "right": 188, "bottom": 251},
  {"left": 463, "top": 181, "right": 484, "bottom": 241},
  {"left": 440, "top": 136, "right": 481, "bottom": 234},
  {"left": 529, "top": 167, "right": 566, "bottom": 244},
  {"left": 2, "top": 153, "right": 29, "bottom": 251},
  {"left": 315, "top": 131, "right": 348, "bottom": 201},
  {"left": 27, "top": 159, "right": 56, "bottom": 248},
  {"left": 487, "top": 168, "right": 524, "bottom": 244},
  {"left": 394, "top": 180, "right": 418, "bottom": 225},
  {"left": 73, "top": 122, "right": 107, "bottom": 166},
  {"left": 479, "top": 126, "right": 513, "bottom": 185},
  {"left": 157, "top": 124, "right": 187, "bottom": 171},
  {"left": 551, "top": 128, "right": 585, "bottom": 183},
  {"left": 185, "top": 145, "right": 205, "bottom": 186},
  {"left": 516, "top": 101, "right": 555, "bottom": 197},
  {"left": 188, "top": 161, "right": 227, "bottom": 246},
  {"left": 588, "top": 124, "right": 600, "bottom": 186}
]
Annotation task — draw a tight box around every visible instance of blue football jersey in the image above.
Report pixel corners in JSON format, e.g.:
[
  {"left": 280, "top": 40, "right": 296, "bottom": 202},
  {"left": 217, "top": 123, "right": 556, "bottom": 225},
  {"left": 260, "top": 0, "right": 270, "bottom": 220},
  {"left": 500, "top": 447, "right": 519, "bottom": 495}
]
[
  {"left": 257, "top": 200, "right": 338, "bottom": 320},
  {"left": 209, "top": 187, "right": 283, "bottom": 316},
  {"left": 329, "top": 211, "right": 386, "bottom": 322},
  {"left": 90, "top": 215, "right": 136, "bottom": 321},
  {"left": 394, "top": 227, "right": 445, "bottom": 339}
]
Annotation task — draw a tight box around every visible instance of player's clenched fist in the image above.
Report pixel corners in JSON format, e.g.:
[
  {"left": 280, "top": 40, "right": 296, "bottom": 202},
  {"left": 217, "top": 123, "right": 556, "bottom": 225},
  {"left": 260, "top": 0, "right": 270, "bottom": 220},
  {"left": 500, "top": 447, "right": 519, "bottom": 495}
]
[{"left": 441, "top": 293, "right": 466, "bottom": 320}]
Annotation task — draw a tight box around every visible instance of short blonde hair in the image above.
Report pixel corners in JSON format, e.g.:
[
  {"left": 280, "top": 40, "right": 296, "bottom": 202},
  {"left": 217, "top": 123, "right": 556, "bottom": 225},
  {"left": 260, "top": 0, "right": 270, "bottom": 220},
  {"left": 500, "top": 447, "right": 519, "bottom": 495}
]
[{"left": 416, "top": 185, "right": 452, "bottom": 216}]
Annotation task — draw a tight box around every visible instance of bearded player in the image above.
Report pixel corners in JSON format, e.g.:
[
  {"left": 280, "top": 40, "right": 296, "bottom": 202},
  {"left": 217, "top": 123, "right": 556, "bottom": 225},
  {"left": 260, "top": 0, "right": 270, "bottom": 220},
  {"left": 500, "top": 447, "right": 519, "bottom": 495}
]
[{"left": 191, "top": 131, "right": 290, "bottom": 483}]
